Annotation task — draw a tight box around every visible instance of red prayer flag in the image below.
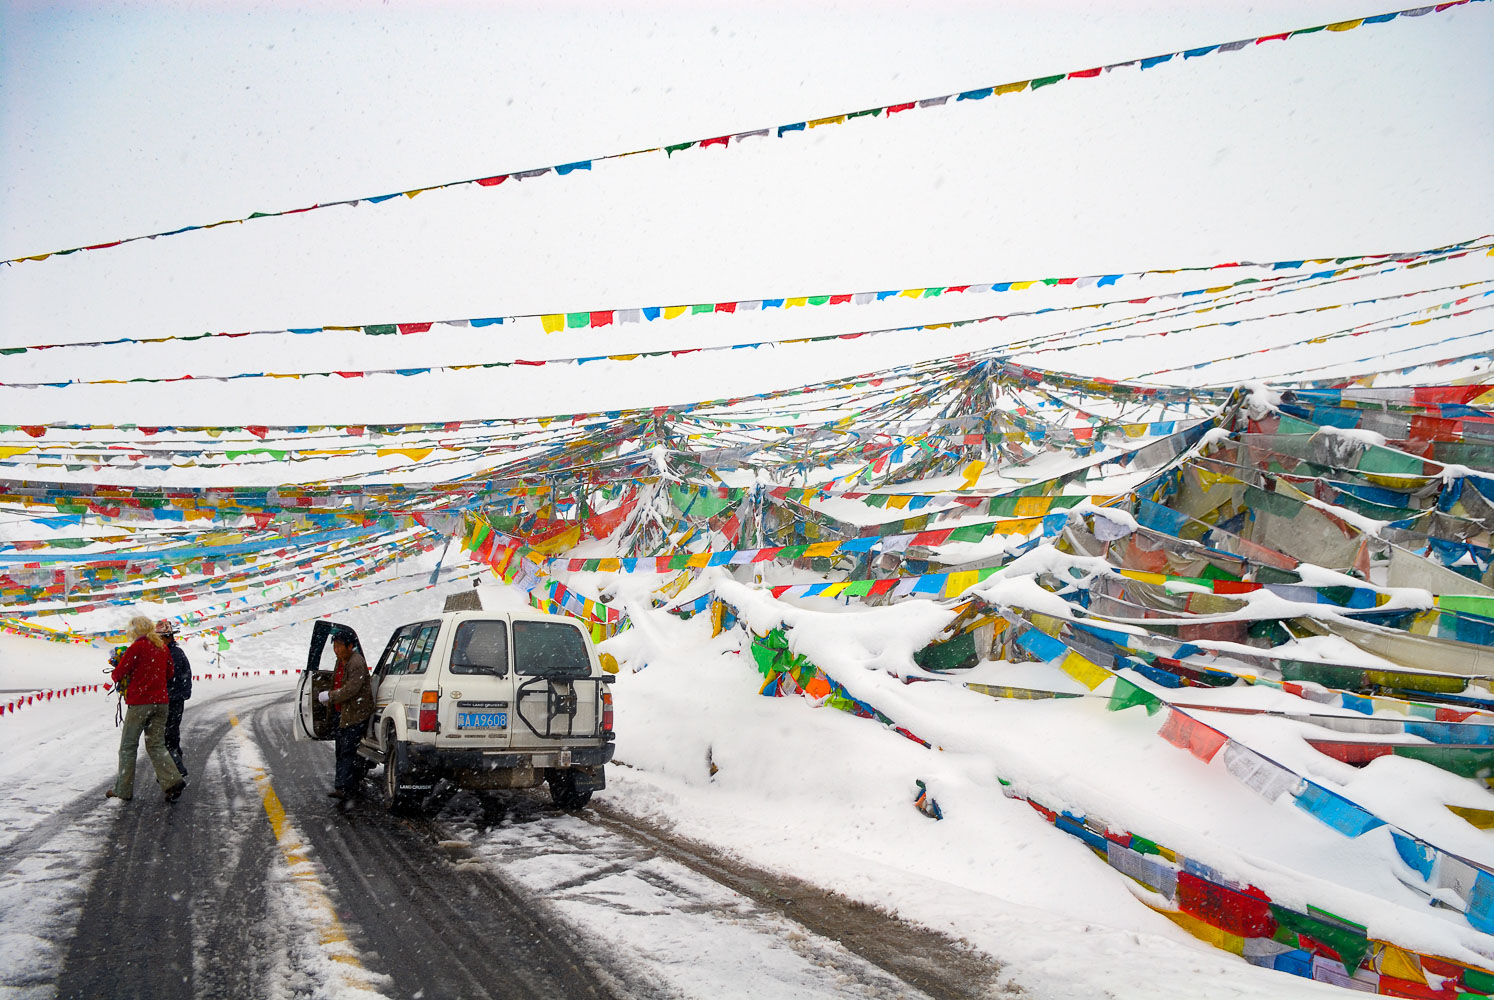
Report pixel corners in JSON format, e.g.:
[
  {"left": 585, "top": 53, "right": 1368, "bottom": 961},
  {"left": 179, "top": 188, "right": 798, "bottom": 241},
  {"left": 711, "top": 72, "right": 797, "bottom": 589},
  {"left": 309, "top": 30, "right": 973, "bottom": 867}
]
[
  {"left": 700, "top": 135, "right": 730, "bottom": 148},
  {"left": 1256, "top": 32, "right": 1289, "bottom": 43},
  {"left": 886, "top": 102, "right": 915, "bottom": 114},
  {"left": 1157, "top": 709, "right": 1228, "bottom": 763},
  {"left": 1068, "top": 67, "right": 1102, "bottom": 78},
  {"left": 398, "top": 322, "right": 432, "bottom": 334},
  {"left": 829, "top": 294, "right": 852, "bottom": 304},
  {"left": 476, "top": 175, "right": 509, "bottom": 186},
  {"left": 590, "top": 310, "right": 614, "bottom": 327}
]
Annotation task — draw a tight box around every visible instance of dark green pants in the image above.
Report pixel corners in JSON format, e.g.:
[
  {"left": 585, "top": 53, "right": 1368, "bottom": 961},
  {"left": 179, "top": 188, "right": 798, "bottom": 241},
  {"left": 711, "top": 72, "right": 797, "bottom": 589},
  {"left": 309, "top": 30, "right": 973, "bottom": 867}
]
[{"left": 113, "top": 703, "right": 183, "bottom": 799}]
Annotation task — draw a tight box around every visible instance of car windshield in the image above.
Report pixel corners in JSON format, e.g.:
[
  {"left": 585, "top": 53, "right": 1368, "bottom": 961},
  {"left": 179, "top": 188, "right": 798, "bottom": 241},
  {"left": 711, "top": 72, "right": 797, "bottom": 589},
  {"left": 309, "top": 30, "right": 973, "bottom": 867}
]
[
  {"left": 512, "top": 620, "right": 590, "bottom": 678},
  {"left": 449, "top": 621, "right": 508, "bottom": 675}
]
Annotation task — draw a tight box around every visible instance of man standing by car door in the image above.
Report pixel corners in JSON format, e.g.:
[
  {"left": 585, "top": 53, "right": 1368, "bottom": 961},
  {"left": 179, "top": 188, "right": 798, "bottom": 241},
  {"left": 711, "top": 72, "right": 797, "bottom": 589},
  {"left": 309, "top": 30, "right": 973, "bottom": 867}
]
[{"left": 318, "top": 625, "right": 374, "bottom": 799}]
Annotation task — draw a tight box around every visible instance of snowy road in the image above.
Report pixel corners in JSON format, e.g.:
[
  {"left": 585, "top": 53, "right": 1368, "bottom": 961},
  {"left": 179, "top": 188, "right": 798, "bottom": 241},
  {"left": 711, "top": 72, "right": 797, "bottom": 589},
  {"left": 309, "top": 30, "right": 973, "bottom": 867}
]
[{"left": 1, "top": 683, "right": 998, "bottom": 1000}]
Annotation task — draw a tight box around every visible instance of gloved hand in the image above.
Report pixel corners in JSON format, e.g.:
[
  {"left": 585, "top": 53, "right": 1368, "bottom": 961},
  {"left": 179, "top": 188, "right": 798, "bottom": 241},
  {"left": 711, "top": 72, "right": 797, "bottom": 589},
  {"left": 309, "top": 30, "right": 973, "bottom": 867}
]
[{"left": 317, "top": 691, "right": 330, "bottom": 704}]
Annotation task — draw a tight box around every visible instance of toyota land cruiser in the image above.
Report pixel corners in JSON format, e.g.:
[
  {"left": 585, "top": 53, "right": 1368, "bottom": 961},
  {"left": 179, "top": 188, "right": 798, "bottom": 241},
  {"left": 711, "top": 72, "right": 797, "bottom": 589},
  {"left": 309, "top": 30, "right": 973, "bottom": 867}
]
[{"left": 297, "top": 610, "right": 615, "bottom": 811}]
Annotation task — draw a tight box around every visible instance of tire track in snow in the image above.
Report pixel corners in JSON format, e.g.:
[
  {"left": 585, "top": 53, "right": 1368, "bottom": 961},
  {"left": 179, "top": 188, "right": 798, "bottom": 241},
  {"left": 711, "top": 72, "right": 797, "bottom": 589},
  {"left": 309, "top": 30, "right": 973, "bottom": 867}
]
[
  {"left": 0, "top": 686, "right": 271, "bottom": 999},
  {"left": 240, "top": 694, "right": 621, "bottom": 1000},
  {"left": 53, "top": 690, "right": 284, "bottom": 1000},
  {"left": 442, "top": 797, "right": 956, "bottom": 1000}
]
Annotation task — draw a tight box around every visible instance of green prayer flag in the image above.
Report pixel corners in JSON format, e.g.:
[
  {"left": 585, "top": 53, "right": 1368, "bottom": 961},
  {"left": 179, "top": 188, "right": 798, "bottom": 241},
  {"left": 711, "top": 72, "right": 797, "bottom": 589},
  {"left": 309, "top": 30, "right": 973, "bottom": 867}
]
[
  {"left": 1107, "top": 676, "right": 1163, "bottom": 715},
  {"left": 1270, "top": 905, "right": 1370, "bottom": 972},
  {"left": 948, "top": 524, "right": 990, "bottom": 543}
]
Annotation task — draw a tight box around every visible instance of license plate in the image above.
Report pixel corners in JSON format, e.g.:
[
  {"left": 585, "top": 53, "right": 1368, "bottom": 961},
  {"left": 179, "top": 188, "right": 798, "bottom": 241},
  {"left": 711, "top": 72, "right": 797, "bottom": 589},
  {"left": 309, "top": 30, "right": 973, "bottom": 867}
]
[{"left": 457, "top": 711, "right": 507, "bottom": 729}]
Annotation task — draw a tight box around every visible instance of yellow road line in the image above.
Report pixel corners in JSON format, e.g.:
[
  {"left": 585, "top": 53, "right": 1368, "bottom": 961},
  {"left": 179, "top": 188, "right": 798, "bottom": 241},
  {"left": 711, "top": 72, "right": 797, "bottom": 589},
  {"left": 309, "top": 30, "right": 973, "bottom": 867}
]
[{"left": 230, "top": 713, "right": 381, "bottom": 992}]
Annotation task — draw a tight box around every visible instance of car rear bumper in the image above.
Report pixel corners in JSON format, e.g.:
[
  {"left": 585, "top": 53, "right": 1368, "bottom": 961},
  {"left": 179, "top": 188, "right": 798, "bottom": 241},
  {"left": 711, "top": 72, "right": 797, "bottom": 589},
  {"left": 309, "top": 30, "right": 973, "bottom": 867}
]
[{"left": 404, "top": 742, "right": 615, "bottom": 772}]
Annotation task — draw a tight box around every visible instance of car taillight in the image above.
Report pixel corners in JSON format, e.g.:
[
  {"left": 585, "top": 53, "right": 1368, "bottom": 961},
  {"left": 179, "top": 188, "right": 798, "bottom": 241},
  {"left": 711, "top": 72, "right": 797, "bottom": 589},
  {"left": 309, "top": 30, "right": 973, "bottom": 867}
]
[
  {"left": 601, "top": 690, "right": 614, "bottom": 735},
  {"left": 419, "top": 689, "right": 439, "bottom": 732}
]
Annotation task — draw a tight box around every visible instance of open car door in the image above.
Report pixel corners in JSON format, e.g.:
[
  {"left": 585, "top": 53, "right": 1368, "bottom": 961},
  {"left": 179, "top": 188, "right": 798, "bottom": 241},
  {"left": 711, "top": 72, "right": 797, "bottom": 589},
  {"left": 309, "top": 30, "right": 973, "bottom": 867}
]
[{"left": 296, "top": 619, "right": 355, "bottom": 740}]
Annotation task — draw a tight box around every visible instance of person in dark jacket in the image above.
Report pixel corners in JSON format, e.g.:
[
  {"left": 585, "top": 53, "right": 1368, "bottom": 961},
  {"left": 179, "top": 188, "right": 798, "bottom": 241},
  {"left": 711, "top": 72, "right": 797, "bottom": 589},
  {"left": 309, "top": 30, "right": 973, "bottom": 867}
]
[
  {"left": 157, "top": 619, "right": 193, "bottom": 778},
  {"left": 318, "top": 625, "right": 374, "bottom": 799},
  {"left": 107, "top": 615, "right": 186, "bottom": 802}
]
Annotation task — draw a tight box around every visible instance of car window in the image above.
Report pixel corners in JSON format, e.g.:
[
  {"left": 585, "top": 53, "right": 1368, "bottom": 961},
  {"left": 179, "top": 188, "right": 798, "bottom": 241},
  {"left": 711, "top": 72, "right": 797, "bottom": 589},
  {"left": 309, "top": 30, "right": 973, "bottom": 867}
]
[
  {"left": 407, "top": 623, "right": 440, "bottom": 675},
  {"left": 381, "top": 628, "right": 418, "bottom": 677},
  {"left": 449, "top": 621, "right": 509, "bottom": 676},
  {"left": 513, "top": 620, "right": 589, "bottom": 678}
]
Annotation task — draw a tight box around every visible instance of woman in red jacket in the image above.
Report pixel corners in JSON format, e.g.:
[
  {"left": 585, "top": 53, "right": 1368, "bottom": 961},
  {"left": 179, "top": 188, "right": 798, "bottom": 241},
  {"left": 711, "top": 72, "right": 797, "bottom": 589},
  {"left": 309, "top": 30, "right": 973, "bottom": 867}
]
[{"left": 107, "top": 616, "right": 186, "bottom": 802}]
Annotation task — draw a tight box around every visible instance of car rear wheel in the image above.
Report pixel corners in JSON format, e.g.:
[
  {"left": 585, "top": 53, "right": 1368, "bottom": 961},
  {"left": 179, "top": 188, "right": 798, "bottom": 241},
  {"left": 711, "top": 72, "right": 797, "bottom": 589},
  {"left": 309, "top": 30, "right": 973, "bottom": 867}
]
[
  {"left": 381, "top": 725, "right": 418, "bottom": 814},
  {"left": 547, "top": 768, "right": 592, "bottom": 810}
]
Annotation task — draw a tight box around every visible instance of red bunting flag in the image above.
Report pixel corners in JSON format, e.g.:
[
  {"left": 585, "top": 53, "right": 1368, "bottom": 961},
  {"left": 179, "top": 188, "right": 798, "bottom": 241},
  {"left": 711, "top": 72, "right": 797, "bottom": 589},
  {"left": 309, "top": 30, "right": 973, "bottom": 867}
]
[{"left": 1157, "top": 708, "right": 1228, "bottom": 763}]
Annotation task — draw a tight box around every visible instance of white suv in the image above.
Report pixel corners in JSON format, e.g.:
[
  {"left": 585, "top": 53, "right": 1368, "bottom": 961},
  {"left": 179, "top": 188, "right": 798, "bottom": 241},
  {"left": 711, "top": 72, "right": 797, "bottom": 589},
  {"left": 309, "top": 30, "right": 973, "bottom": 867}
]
[{"left": 299, "top": 610, "right": 615, "bottom": 810}]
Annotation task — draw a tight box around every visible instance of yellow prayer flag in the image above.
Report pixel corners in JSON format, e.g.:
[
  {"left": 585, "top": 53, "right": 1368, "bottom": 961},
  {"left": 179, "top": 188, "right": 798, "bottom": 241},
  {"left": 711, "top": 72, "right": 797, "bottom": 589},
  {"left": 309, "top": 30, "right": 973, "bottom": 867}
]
[
  {"left": 1408, "top": 609, "right": 1437, "bottom": 636},
  {"left": 1059, "top": 651, "right": 1110, "bottom": 690},
  {"left": 1029, "top": 613, "right": 1065, "bottom": 637},
  {"left": 1124, "top": 423, "right": 1147, "bottom": 438},
  {"left": 597, "top": 558, "right": 621, "bottom": 573},
  {"left": 1374, "top": 944, "right": 1426, "bottom": 984},
  {"left": 994, "top": 81, "right": 1028, "bottom": 96},
  {"left": 0, "top": 447, "right": 33, "bottom": 460},
  {"left": 959, "top": 460, "right": 986, "bottom": 490},
  {"left": 785, "top": 297, "right": 809, "bottom": 308},
  {"left": 1326, "top": 18, "right": 1363, "bottom": 30},
  {"left": 808, "top": 115, "right": 846, "bottom": 128},
  {"left": 1013, "top": 496, "right": 1050, "bottom": 517},
  {"left": 1010, "top": 280, "right": 1035, "bottom": 291},
  {"left": 685, "top": 552, "right": 711, "bottom": 568},
  {"left": 1152, "top": 906, "right": 1245, "bottom": 956},
  {"left": 663, "top": 305, "right": 688, "bottom": 320},
  {"left": 541, "top": 314, "right": 565, "bottom": 333},
  {"left": 531, "top": 525, "right": 581, "bottom": 555},
  {"left": 898, "top": 288, "right": 924, "bottom": 299},
  {"left": 376, "top": 447, "right": 433, "bottom": 462},
  {"left": 1119, "top": 569, "right": 1168, "bottom": 585},
  {"left": 1448, "top": 805, "right": 1494, "bottom": 830},
  {"left": 944, "top": 570, "right": 980, "bottom": 596},
  {"left": 802, "top": 541, "right": 840, "bottom": 558},
  {"left": 821, "top": 581, "right": 851, "bottom": 597},
  {"left": 1196, "top": 468, "right": 1242, "bottom": 488},
  {"left": 887, "top": 495, "right": 912, "bottom": 510}
]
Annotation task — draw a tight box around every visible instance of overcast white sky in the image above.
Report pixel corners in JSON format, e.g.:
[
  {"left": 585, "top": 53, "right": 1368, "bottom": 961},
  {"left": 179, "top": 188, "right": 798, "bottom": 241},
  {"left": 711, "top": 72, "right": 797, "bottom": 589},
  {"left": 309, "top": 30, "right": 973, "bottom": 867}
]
[{"left": 1, "top": 0, "right": 1492, "bottom": 425}]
